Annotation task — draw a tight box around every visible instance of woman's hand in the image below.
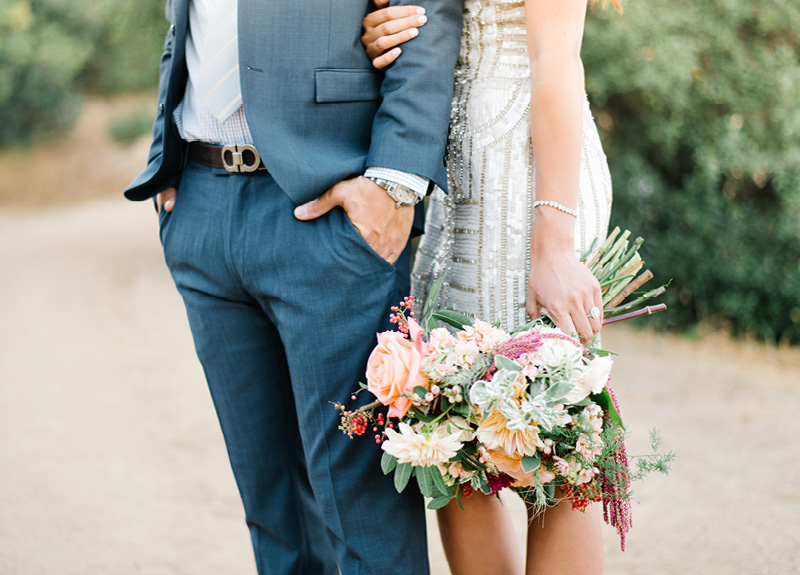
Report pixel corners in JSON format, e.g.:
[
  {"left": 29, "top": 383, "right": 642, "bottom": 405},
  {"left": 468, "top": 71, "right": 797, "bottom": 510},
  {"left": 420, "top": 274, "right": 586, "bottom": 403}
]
[
  {"left": 362, "top": 0, "right": 427, "bottom": 69},
  {"left": 526, "top": 210, "right": 603, "bottom": 343},
  {"left": 527, "top": 251, "right": 603, "bottom": 344}
]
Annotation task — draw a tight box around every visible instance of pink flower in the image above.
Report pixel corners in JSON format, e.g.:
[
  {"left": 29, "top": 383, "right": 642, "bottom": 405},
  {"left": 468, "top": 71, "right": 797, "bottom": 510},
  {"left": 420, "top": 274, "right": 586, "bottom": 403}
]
[{"left": 366, "top": 330, "right": 429, "bottom": 418}]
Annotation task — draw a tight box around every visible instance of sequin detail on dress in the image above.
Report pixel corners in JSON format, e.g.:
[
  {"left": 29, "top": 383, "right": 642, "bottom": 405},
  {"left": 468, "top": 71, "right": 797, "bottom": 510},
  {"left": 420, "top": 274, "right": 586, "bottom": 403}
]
[{"left": 412, "top": 0, "right": 613, "bottom": 330}]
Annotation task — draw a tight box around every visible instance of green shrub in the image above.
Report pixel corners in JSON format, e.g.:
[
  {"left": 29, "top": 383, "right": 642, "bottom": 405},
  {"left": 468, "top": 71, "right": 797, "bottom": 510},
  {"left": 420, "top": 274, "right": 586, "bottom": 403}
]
[
  {"left": 583, "top": 0, "right": 800, "bottom": 343},
  {"left": 108, "top": 108, "right": 155, "bottom": 144},
  {"left": 0, "top": 0, "right": 92, "bottom": 146},
  {"left": 79, "top": 0, "right": 166, "bottom": 93},
  {"left": 0, "top": 0, "right": 165, "bottom": 147}
]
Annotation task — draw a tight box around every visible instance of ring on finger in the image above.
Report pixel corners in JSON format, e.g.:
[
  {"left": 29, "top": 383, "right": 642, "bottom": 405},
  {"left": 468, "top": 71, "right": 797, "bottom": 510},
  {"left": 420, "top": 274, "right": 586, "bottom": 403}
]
[{"left": 587, "top": 306, "right": 601, "bottom": 320}]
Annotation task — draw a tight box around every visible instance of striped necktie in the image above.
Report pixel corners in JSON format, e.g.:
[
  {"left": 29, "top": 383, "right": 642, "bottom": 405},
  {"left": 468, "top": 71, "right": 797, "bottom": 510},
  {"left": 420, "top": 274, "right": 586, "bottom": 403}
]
[{"left": 197, "top": 0, "right": 242, "bottom": 123}]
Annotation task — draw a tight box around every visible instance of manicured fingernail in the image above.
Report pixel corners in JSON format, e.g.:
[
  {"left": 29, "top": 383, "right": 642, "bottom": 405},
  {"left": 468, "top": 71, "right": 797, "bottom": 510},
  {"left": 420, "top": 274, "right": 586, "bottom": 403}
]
[
  {"left": 294, "top": 206, "right": 307, "bottom": 218},
  {"left": 418, "top": 15, "right": 427, "bottom": 24},
  {"left": 165, "top": 199, "right": 174, "bottom": 211},
  {"left": 416, "top": 7, "right": 426, "bottom": 15},
  {"left": 409, "top": 28, "right": 419, "bottom": 37}
]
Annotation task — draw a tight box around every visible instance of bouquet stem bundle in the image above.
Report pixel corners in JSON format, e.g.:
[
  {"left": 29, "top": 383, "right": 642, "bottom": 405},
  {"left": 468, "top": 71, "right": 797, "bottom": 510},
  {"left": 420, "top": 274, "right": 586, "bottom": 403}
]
[{"left": 582, "top": 226, "right": 669, "bottom": 322}]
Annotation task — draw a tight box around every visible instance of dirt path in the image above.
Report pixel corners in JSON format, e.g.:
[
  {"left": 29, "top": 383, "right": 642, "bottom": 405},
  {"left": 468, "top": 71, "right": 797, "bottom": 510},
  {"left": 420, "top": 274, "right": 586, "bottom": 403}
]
[{"left": 1, "top": 101, "right": 799, "bottom": 574}]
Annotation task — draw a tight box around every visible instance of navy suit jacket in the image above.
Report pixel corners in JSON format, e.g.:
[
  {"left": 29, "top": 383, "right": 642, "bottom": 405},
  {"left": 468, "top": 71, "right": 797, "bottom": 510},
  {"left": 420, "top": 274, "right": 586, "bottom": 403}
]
[{"left": 124, "top": 0, "right": 462, "bottom": 210}]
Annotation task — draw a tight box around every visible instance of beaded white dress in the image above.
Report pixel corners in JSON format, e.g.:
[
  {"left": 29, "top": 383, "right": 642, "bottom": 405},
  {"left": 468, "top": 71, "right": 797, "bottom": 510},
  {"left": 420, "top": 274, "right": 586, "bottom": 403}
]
[{"left": 411, "top": 0, "right": 613, "bottom": 330}]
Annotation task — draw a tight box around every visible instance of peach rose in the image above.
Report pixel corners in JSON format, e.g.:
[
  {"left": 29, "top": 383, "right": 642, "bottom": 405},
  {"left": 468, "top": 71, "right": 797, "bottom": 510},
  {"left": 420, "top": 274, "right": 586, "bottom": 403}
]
[
  {"left": 366, "top": 330, "right": 429, "bottom": 418},
  {"left": 486, "top": 447, "right": 555, "bottom": 488}
]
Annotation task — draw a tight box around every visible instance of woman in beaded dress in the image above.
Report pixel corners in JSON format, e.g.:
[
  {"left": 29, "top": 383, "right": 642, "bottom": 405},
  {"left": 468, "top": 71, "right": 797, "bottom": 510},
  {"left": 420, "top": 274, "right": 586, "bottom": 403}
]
[{"left": 363, "top": 0, "right": 618, "bottom": 573}]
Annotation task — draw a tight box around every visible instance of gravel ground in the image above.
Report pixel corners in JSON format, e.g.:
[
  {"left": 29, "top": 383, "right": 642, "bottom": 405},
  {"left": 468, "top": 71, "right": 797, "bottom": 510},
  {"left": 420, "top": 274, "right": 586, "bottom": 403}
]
[{"left": 1, "top": 104, "right": 798, "bottom": 573}]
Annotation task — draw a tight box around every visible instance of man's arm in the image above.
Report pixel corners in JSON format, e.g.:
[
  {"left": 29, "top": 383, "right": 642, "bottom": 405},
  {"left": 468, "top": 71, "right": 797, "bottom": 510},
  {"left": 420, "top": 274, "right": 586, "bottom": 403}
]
[
  {"left": 294, "top": 0, "right": 462, "bottom": 263},
  {"left": 366, "top": 0, "right": 463, "bottom": 192}
]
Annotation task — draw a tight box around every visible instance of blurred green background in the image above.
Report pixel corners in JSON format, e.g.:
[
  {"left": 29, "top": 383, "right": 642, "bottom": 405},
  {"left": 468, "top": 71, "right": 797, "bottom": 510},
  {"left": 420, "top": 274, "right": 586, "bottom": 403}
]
[{"left": 1, "top": 0, "right": 799, "bottom": 343}]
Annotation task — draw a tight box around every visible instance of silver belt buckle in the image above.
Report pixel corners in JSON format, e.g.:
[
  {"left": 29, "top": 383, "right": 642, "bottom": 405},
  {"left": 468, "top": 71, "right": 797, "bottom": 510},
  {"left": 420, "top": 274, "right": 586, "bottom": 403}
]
[{"left": 221, "top": 144, "right": 261, "bottom": 173}]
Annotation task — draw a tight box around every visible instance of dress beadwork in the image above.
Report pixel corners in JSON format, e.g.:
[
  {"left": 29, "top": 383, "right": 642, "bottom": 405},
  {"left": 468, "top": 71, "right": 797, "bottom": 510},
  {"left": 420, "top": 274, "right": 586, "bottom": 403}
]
[{"left": 411, "top": 0, "right": 613, "bottom": 330}]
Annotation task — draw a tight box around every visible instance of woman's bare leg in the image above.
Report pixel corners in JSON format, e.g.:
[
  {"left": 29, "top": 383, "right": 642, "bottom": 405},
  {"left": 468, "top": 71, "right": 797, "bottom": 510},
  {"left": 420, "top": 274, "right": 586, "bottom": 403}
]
[
  {"left": 437, "top": 494, "right": 524, "bottom": 575},
  {"left": 525, "top": 499, "right": 603, "bottom": 575}
]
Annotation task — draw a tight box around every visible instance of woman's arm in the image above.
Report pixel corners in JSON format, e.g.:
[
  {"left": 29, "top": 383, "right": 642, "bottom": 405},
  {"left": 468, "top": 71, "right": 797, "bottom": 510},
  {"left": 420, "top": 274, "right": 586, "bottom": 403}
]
[{"left": 524, "top": 0, "right": 603, "bottom": 342}]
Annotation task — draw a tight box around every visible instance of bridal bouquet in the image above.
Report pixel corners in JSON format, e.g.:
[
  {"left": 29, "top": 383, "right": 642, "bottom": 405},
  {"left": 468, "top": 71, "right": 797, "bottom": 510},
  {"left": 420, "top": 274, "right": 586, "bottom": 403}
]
[{"left": 336, "top": 228, "right": 673, "bottom": 549}]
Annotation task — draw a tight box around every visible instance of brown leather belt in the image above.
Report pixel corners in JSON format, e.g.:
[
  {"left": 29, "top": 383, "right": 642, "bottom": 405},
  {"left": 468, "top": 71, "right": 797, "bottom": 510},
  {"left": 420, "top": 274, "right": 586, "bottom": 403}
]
[{"left": 188, "top": 141, "right": 267, "bottom": 173}]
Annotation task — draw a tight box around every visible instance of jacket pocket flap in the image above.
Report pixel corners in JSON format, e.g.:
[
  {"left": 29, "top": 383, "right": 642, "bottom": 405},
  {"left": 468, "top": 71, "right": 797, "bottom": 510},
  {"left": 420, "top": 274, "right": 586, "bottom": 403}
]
[{"left": 315, "top": 69, "right": 381, "bottom": 103}]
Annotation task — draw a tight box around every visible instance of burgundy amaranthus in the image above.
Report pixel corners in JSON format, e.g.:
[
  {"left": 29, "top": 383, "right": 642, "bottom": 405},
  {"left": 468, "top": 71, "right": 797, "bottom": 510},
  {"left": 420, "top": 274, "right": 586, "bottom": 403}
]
[
  {"left": 487, "top": 472, "right": 515, "bottom": 496},
  {"left": 601, "top": 381, "right": 633, "bottom": 551},
  {"left": 483, "top": 332, "right": 544, "bottom": 378}
]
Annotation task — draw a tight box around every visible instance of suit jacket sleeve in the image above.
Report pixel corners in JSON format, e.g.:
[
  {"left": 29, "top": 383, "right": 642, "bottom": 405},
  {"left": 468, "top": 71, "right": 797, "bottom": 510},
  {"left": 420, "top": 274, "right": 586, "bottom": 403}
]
[
  {"left": 124, "top": 2, "right": 182, "bottom": 201},
  {"left": 365, "top": 0, "right": 463, "bottom": 193}
]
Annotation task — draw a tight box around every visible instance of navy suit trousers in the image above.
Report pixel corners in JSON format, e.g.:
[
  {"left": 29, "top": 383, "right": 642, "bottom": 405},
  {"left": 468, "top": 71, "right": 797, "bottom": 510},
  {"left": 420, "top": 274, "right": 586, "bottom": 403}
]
[{"left": 159, "top": 161, "right": 428, "bottom": 575}]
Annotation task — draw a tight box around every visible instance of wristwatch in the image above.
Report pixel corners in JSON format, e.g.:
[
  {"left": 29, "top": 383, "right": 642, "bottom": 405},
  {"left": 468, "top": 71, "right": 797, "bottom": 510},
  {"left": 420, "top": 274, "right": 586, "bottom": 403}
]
[{"left": 366, "top": 176, "right": 422, "bottom": 208}]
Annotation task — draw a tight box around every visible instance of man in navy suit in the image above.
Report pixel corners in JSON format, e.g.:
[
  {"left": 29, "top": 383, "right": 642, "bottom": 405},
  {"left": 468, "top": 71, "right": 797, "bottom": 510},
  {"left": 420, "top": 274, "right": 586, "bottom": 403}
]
[{"left": 125, "top": 1, "right": 462, "bottom": 573}]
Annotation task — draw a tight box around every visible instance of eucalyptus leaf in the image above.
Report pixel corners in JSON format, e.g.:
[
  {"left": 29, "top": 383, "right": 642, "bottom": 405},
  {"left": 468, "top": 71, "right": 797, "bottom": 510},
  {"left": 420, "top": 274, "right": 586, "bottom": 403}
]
[
  {"left": 432, "top": 310, "right": 473, "bottom": 330},
  {"left": 427, "top": 495, "right": 455, "bottom": 510},
  {"left": 422, "top": 276, "right": 446, "bottom": 321},
  {"left": 416, "top": 466, "right": 434, "bottom": 498},
  {"left": 413, "top": 386, "right": 429, "bottom": 398},
  {"left": 430, "top": 465, "right": 452, "bottom": 497},
  {"left": 520, "top": 453, "right": 541, "bottom": 473},
  {"left": 394, "top": 462, "right": 413, "bottom": 493},
  {"left": 542, "top": 381, "right": 575, "bottom": 403},
  {"left": 381, "top": 451, "right": 397, "bottom": 475},
  {"left": 495, "top": 355, "right": 522, "bottom": 372}
]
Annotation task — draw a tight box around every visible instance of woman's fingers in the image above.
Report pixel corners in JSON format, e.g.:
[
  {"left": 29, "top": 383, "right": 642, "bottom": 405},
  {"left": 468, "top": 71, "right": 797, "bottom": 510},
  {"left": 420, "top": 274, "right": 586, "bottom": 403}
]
[
  {"left": 548, "top": 307, "right": 578, "bottom": 342},
  {"left": 364, "top": 5, "right": 425, "bottom": 30},
  {"left": 372, "top": 48, "right": 402, "bottom": 70},
  {"left": 571, "top": 305, "right": 595, "bottom": 344},
  {"left": 363, "top": 9, "right": 427, "bottom": 62},
  {"left": 366, "top": 23, "right": 421, "bottom": 61},
  {"left": 588, "top": 289, "right": 603, "bottom": 337}
]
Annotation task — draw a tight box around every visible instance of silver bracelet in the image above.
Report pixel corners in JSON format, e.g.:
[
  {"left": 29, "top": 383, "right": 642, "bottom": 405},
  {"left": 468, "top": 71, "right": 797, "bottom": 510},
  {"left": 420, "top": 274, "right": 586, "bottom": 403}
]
[{"left": 532, "top": 200, "right": 578, "bottom": 218}]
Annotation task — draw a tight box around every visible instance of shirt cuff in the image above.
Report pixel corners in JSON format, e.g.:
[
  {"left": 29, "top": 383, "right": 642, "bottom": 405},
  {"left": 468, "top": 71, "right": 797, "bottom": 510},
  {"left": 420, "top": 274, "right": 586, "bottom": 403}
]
[{"left": 365, "top": 167, "right": 429, "bottom": 200}]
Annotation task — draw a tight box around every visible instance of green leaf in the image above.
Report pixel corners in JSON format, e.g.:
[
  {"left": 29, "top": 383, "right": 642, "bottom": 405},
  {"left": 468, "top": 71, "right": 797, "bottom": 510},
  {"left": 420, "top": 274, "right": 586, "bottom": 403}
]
[
  {"left": 427, "top": 495, "right": 455, "bottom": 510},
  {"left": 592, "top": 389, "right": 624, "bottom": 428},
  {"left": 413, "top": 386, "right": 429, "bottom": 398},
  {"left": 422, "top": 276, "right": 446, "bottom": 320},
  {"left": 510, "top": 319, "right": 540, "bottom": 335},
  {"left": 411, "top": 406, "right": 437, "bottom": 423},
  {"left": 543, "top": 482, "right": 556, "bottom": 504},
  {"left": 495, "top": 355, "right": 521, "bottom": 372},
  {"left": 394, "top": 462, "right": 413, "bottom": 493},
  {"left": 416, "top": 466, "right": 434, "bottom": 498},
  {"left": 542, "top": 382, "right": 575, "bottom": 403},
  {"left": 476, "top": 472, "right": 491, "bottom": 495},
  {"left": 430, "top": 465, "right": 452, "bottom": 497},
  {"left": 520, "top": 453, "right": 541, "bottom": 473},
  {"left": 432, "top": 310, "right": 473, "bottom": 330},
  {"left": 381, "top": 451, "right": 397, "bottom": 475}
]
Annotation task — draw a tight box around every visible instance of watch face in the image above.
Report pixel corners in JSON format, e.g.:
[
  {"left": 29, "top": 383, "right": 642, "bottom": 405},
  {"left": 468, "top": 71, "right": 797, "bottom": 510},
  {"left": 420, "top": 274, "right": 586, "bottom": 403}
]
[{"left": 396, "top": 187, "right": 418, "bottom": 205}]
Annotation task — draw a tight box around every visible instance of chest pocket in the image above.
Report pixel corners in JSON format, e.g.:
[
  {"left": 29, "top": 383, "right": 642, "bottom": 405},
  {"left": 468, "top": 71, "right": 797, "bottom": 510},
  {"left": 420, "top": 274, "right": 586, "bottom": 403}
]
[{"left": 314, "top": 69, "right": 382, "bottom": 103}]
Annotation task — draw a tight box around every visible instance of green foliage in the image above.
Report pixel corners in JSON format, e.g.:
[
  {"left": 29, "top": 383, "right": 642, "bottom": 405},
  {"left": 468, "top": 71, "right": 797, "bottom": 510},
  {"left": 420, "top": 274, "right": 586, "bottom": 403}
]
[
  {"left": 0, "top": 0, "right": 165, "bottom": 147},
  {"left": 79, "top": 0, "right": 166, "bottom": 93},
  {"left": 108, "top": 108, "right": 155, "bottom": 144},
  {"left": 583, "top": 0, "right": 800, "bottom": 343},
  {"left": 0, "top": 0, "right": 92, "bottom": 146}
]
